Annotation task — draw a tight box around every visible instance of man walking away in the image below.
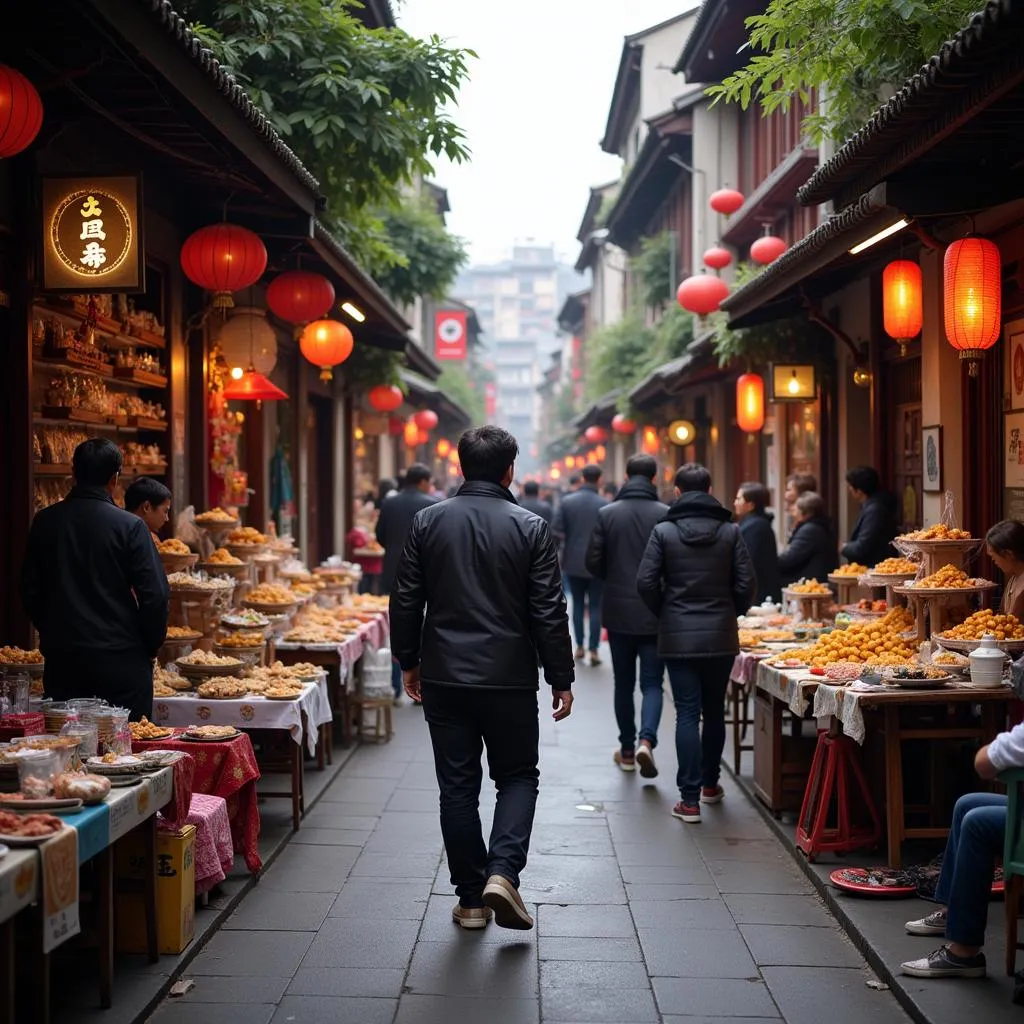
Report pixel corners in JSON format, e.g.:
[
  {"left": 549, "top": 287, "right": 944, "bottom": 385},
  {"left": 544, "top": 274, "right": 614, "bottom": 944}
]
[
  {"left": 554, "top": 464, "right": 606, "bottom": 666},
  {"left": 638, "top": 463, "right": 755, "bottom": 824},
  {"left": 586, "top": 454, "right": 667, "bottom": 777},
  {"left": 391, "top": 426, "right": 574, "bottom": 932},
  {"left": 519, "top": 480, "right": 552, "bottom": 525},
  {"left": 376, "top": 463, "right": 436, "bottom": 595}
]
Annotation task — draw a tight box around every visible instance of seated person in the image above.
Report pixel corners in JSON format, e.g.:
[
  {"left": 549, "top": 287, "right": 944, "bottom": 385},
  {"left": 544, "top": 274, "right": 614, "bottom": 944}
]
[
  {"left": 778, "top": 491, "right": 836, "bottom": 586},
  {"left": 901, "top": 721, "right": 1024, "bottom": 979},
  {"left": 124, "top": 476, "right": 172, "bottom": 545}
]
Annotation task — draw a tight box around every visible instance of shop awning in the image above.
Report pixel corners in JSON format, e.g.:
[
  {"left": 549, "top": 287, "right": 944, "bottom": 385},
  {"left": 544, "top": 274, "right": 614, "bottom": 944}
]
[
  {"left": 674, "top": 0, "right": 767, "bottom": 82},
  {"left": 628, "top": 337, "right": 716, "bottom": 410},
  {"left": 571, "top": 390, "right": 622, "bottom": 432},
  {"left": 400, "top": 370, "right": 471, "bottom": 430}
]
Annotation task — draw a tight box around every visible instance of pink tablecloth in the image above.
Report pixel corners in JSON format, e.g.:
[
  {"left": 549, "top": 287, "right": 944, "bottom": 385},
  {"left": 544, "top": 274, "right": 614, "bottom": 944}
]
[{"left": 173, "top": 792, "right": 234, "bottom": 894}]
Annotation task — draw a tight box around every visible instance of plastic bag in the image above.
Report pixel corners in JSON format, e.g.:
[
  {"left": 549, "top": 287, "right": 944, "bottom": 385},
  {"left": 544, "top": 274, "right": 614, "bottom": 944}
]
[{"left": 175, "top": 505, "right": 214, "bottom": 559}]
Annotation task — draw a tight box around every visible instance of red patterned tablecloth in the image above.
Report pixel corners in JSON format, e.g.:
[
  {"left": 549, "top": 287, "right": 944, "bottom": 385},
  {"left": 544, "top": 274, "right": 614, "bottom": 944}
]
[
  {"left": 132, "top": 731, "right": 262, "bottom": 873},
  {"left": 185, "top": 792, "right": 235, "bottom": 894}
]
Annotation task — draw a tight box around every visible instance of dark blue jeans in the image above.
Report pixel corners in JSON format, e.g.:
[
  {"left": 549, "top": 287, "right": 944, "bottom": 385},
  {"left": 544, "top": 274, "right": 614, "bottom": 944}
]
[
  {"left": 567, "top": 575, "right": 603, "bottom": 651},
  {"left": 934, "top": 791, "right": 1006, "bottom": 947},
  {"left": 391, "top": 658, "right": 402, "bottom": 698},
  {"left": 421, "top": 683, "right": 540, "bottom": 905},
  {"left": 607, "top": 631, "right": 664, "bottom": 751},
  {"left": 666, "top": 656, "right": 733, "bottom": 802}
]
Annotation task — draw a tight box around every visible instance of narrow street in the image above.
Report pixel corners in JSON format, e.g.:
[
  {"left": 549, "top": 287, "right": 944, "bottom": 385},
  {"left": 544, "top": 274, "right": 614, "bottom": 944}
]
[{"left": 148, "top": 653, "right": 911, "bottom": 1024}]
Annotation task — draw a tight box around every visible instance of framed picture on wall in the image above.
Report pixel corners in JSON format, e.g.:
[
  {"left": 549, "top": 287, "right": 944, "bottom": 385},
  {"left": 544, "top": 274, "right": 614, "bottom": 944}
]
[
  {"left": 922, "top": 425, "right": 942, "bottom": 492},
  {"left": 1005, "top": 411, "right": 1024, "bottom": 491},
  {"left": 1008, "top": 318, "right": 1024, "bottom": 411}
]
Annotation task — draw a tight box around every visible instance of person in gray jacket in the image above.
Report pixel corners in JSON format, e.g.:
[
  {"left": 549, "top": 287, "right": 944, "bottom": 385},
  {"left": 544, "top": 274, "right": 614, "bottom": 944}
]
[{"left": 637, "top": 463, "right": 755, "bottom": 824}]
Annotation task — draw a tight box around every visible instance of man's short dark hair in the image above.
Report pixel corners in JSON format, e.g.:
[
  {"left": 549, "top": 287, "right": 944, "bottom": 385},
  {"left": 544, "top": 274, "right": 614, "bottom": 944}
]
[
  {"left": 796, "top": 491, "right": 827, "bottom": 520},
  {"left": 738, "top": 481, "right": 770, "bottom": 514},
  {"left": 72, "top": 438, "right": 122, "bottom": 487},
  {"left": 124, "top": 477, "right": 172, "bottom": 513},
  {"left": 582, "top": 465, "right": 602, "bottom": 484},
  {"left": 846, "top": 465, "right": 880, "bottom": 496},
  {"left": 625, "top": 454, "right": 657, "bottom": 480},
  {"left": 787, "top": 472, "right": 817, "bottom": 495},
  {"left": 569, "top": 473, "right": 582, "bottom": 486},
  {"left": 675, "top": 462, "right": 711, "bottom": 493},
  {"left": 405, "top": 464, "right": 432, "bottom": 487},
  {"left": 458, "top": 426, "right": 519, "bottom": 484},
  {"left": 523, "top": 481, "right": 540, "bottom": 496}
]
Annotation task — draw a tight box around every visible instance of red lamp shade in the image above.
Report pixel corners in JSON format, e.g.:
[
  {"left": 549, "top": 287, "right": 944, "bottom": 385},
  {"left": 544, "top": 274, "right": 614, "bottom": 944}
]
[
  {"left": 299, "top": 319, "right": 354, "bottom": 382},
  {"left": 0, "top": 64, "right": 43, "bottom": 158},
  {"left": 944, "top": 236, "right": 1002, "bottom": 375},
  {"left": 703, "top": 246, "right": 733, "bottom": 271},
  {"left": 641, "top": 426, "right": 660, "bottom": 455},
  {"left": 368, "top": 384, "right": 403, "bottom": 413},
  {"left": 677, "top": 273, "right": 730, "bottom": 316},
  {"left": 736, "top": 373, "right": 765, "bottom": 433},
  {"left": 584, "top": 425, "right": 608, "bottom": 444},
  {"left": 266, "top": 270, "right": 335, "bottom": 325},
  {"left": 709, "top": 189, "right": 745, "bottom": 216},
  {"left": 413, "top": 409, "right": 439, "bottom": 431},
  {"left": 180, "top": 224, "right": 268, "bottom": 309},
  {"left": 611, "top": 413, "right": 636, "bottom": 435},
  {"left": 436, "top": 438, "right": 452, "bottom": 458},
  {"left": 403, "top": 420, "right": 420, "bottom": 447},
  {"left": 882, "top": 260, "right": 923, "bottom": 353},
  {"left": 221, "top": 367, "right": 288, "bottom": 403},
  {"left": 750, "top": 235, "right": 787, "bottom": 266}
]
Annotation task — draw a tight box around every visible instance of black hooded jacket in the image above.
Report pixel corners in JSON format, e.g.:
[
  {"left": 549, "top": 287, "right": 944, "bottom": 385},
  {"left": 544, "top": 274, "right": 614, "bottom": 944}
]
[
  {"left": 636, "top": 492, "right": 756, "bottom": 658},
  {"left": 738, "top": 510, "right": 781, "bottom": 603},
  {"left": 841, "top": 492, "right": 898, "bottom": 568},
  {"left": 779, "top": 515, "right": 837, "bottom": 586}
]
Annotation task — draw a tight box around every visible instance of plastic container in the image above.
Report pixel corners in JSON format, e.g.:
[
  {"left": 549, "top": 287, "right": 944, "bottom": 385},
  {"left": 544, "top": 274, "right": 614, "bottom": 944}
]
[
  {"left": 1, "top": 671, "right": 30, "bottom": 715},
  {"left": 16, "top": 748, "right": 60, "bottom": 798},
  {"left": 61, "top": 716, "right": 99, "bottom": 765}
]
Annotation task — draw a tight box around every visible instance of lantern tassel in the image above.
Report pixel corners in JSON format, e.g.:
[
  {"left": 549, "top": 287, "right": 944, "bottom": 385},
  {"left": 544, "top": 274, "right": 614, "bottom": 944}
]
[
  {"left": 319, "top": 367, "right": 333, "bottom": 382},
  {"left": 213, "top": 291, "right": 235, "bottom": 310}
]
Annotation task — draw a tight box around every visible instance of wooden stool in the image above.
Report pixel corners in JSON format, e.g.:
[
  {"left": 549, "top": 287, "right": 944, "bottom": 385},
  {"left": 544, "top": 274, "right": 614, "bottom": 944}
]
[{"left": 352, "top": 696, "right": 393, "bottom": 743}]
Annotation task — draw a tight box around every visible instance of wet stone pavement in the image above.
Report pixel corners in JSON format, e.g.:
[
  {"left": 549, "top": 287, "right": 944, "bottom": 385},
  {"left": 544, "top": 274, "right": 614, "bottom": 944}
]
[{"left": 147, "top": 649, "right": 911, "bottom": 1024}]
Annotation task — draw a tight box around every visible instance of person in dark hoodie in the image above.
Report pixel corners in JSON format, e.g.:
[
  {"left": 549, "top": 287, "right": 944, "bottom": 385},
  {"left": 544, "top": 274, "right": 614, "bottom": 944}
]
[
  {"left": 585, "top": 454, "right": 669, "bottom": 777},
  {"left": 842, "top": 465, "right": 898, "bottom": 568},
  {"left": 733, "top": 481, "right": 780, "bottom": 603},
  {"left": 779, "top": 491, "right": 837, "bottom": 586},
  {"left": 519, "top": 480, "right": 553, "bottom": 525},
  {"left": 637, "top": 463, "right": 755, "bottom": 824}
]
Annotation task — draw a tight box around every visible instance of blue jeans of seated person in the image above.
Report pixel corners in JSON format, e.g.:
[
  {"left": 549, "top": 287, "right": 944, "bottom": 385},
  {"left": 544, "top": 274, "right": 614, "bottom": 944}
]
[
  {"left": 607, "top": 632, "right": 664, "bottom": 751},
  {"left": 933, "top": 791, "right": 1007, "bottom": 948}
]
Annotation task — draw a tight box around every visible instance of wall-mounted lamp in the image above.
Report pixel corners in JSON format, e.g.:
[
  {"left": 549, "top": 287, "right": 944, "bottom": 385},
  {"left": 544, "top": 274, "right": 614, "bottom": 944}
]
[
  {"left": 769, "top": 364, "right": 816, "bottom": 402},
  {"left": 848, "top": 218, "right": 909, "bottom": 255},
  {"left": 340, "top": 301, "right": 366, "bottom": 323},
  {"left": 667, "top": 419, "right": 697, "bottom": 446}
]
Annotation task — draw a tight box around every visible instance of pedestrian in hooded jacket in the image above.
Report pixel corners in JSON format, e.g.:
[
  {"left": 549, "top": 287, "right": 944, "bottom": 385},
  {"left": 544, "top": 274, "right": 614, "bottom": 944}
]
[
  {"left": 733, "top": 481, "right": 780, "bottom": 604},
  {"left": 637, "top": 463, "right": 755, "bottom": 825},
  {"left": 585, "top": 454, "right": 669, "bottom": 778},
  {"left": 779, "top": 491, "right": 837, "bottom": 586}
]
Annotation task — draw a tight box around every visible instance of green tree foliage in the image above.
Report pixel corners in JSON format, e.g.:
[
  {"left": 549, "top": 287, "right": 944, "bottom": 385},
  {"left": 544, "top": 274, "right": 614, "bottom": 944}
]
[
  {"left": 631, "top": 232, "right": 675, "bottom": 311},
  {"left": 705, "top": 0, "right": 981, "bottom": 142},
  {"left": 436, "top": 364, "right": 484, "bottom": 425}
]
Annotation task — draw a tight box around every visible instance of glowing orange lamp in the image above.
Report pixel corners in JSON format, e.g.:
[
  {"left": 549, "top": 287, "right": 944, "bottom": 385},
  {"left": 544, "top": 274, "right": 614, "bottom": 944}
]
[
  {"left": 736, "top": 373, "right": 765, "bottom": 433},
  {"left": 883, "top": 260, "right": 923, "bottom": 355},
  {"left": 944, "top": 236, "right": 1001, "bottom": 376}
]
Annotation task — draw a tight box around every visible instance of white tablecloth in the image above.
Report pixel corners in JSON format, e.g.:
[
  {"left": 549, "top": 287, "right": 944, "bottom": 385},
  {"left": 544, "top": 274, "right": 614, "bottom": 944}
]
[
  {"left": 756, "top": 661, "right": 821, "bottom": 717},
  {"left": 0, "top": 848, "right": 38, "bottom": 925}
]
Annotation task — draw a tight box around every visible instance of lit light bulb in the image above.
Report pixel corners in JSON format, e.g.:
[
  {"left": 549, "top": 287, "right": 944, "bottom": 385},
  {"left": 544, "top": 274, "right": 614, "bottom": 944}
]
[
  {"left": 230, "top": 366, "right": 244, "bottom": 380},
  {"left": 787, "top": 371, "right": 800, "bottom": 395}
]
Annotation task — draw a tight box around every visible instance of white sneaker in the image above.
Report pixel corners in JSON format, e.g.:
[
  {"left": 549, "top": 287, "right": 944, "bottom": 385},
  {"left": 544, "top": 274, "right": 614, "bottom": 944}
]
[{"left": 905, "top": 909, "right": 947, "bottom": 936}]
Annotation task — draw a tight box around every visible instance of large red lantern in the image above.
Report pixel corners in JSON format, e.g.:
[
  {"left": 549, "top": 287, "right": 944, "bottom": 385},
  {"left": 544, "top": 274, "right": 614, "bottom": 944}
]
[
  {"left": 709, "top": 189, "right": 744, "bottom": 216},
  {"left": 0, "top": 65, "right": 43, "bottom": 158},
  {"left": 736, "top": 373, "right": 765, "bottom": 433},
  {"left": 413, "top": 409, "right": 439, "bottom": 431},
  {"left": 611, "top": 413, "right": 636, "bottom": 435},
  {"left": 266, "top": 270, "right": 335, "bottom": 327},
  {"left": 703, "top": 246, "right": 733, "bottom": 271},
  {"left": 944, "top": 236, "right": 1001, "bottom": 376},
  {"left": 299, "top": 319, "right": 354, "bottom": 382},
  {"left": 641, "top": 426, "right": 660, "bottom": 455},
  {"left": 584, "top": 425, "right": 608, "bottom": 444},
  {"left": 180, "top": 224, "right": 267, "bottom": 309},
  {"left": 403, "top": 420, "right": 419, "bottom": 447},
  {"left": 368, "top": 385, "right": 403, "bottom": 413},
  {"left": 677, "top": 273, "right": 730, "bottom": 316},
  {"left": 750, "top": 234, "right": 787, "bottom": 266},
  {"left": 882, "top": 260, "right": 923, "bottom": 355}
]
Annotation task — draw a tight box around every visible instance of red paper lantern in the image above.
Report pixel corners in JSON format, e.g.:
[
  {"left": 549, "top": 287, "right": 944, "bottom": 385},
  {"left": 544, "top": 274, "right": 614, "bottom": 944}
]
[
  {"left": 436, "top": 438, "right": 452, "bottom": 459},
  {"left": 266, "top": 270, "right": 335, "bottom": 325},
  {"left": 180, "top": 224, "right": 267, "bottom": 309},
  {"left": 584, "top": 425, "right": 608, "bottom": 444},
  {"left": 413, "top": 409, "right": 439, "bottom": 431},
  {"left": 368, "top": 385, "right": 404, "bottom": 413},
  {"left": 417, "top": 427, "right": 430, "bottom": 445},
  {"left": 403, "top": 420, "right": 419, "bottom": 447},
  {"left": 703, "top": 246, "right": 733, "bottom": 271},
  {"left": 750, "top": 235, "right": 787, "bottom": 266},
  {"left": 709, "top": 189, "right": 744, "bottom": 216},
  {"left": 944, "top": 236, "right": 1002, "bottom": 375},
  {"left": 0, "top": 64, "right": 43, "bottom": 158},
  {"left": 736, "top": 373, "right": 765, "bottom": 433},
  {"left": 641, "top": 426, "right": 660, "bottom": 455},
  {"left": 299, "top": 319, "right": 354, "bottom": 382},
  {"left": 611, "top": 413, "right": 636, "bottom": 435},
  {"left": 221, "top": 368, "right": 287, "bottom": 404},
  {"left": 677, "top": 274, "right": 730, "bottom": 316},
  {"left": 882, "top": 260, "right": 923, "bottom": 354}
]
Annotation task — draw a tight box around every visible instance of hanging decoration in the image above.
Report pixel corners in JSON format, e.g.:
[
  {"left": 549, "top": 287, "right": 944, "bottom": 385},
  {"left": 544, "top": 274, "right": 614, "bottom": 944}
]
[
  {"left": 266, "top": 270, "right": 335, "bottom": 331},
  {"left": 299, "top": 319, "right": 354, "bottom": 382},
  {"left": 0, "top": 64, "right": 43, "bottom": 159},
  {"left": 584, "top": 425, "right": 608, "bottom": 444},
  {"left": 436, "top": 438, "right": 452, "bottom": 459},
  {"left": 221, "top": 368, "right": 288, "bottom": 405},
  {"left": 216, "top": 307, "right": 278, "bottom": 376},
  {"left": 611, "top": 413, "right": 636, "bottom": 435},
  {"left": 750, "top": 233, "right": 787, "bottom": 266},
  {"left": 943, "top": 236, "right": 1002, "bottom": 376},
  {"left": 387, "top": 416, "right": 405, "bottom": 437},
  {"left": 417, "top": 427, "right": 430, "bottom": 446},
  {"left": 709, "top": 189, "right": 745, "bottom": 216},
  {"left": 403, "top": 420, "right": 420, "bottom": 447},
  {"left": 413, "top": 408, "right": 439, "bottom": 431},
  {"left": 736, "top": 373, "right": 765, "bottom": 433},
  {"left": 180, "top": 224, "right": 267, "bottom": 309},
  {"left": 703, "top": 246, "right": 733, "bottom": 271},
  {"left": 677, "top": 273, "right": 730, "bottom": 316},
  {"left": 882, "top": 260, "right": 923, "bottom": 356},
  {"left": 368, "top": 384, "right": 404, "bottom": 413},
  {"left": 641, "top": 426, "right": 660, "bottom": 455}
]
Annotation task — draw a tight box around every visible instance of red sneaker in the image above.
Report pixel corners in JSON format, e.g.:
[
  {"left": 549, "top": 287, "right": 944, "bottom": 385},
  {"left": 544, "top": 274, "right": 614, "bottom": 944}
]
[
  {"left": 672, "top": 801, "right": 701, "bottom": 823},
  {"left": 701, "top": 785, "right": 725, "bottom": 804}
]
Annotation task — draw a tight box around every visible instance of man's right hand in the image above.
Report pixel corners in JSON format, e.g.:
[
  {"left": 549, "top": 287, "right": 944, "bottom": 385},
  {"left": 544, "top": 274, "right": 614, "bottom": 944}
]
[{"left": 551, "top": 690, "right": 573, "bottom": 722}]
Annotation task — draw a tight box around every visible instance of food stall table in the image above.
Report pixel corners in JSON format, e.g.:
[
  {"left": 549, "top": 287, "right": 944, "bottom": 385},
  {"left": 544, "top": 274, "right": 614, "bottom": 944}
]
[
  {"left": 0, "top": 849, "right": 38, "bottom": 1024},
  {"left": 729, "top": 650, "right": 771, "bottom": 773}
]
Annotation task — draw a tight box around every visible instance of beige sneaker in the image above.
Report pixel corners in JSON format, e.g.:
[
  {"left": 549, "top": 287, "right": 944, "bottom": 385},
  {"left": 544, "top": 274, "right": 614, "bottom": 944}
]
[
  {"left": 452, "top": 903, "right": 493, "bottom": 930},
  {"left": 483, "top": 874, "right": 534, "bottom": 930}
]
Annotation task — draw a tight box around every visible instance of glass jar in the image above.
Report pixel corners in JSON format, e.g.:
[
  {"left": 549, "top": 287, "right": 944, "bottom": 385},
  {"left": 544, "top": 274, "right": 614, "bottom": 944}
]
[
  {"left": 16, "top": 748, "right": 60, "bottom": 798},
  {"left": 61, "top": 716, "right": 99, "bottom": 766},
  {"left": 1, "top": 670, "right": 30, "bottom": 716}
]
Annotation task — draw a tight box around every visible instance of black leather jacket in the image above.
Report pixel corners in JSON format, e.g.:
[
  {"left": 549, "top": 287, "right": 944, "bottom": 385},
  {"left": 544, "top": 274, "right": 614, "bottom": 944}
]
[{"left": 390, "top": 480, "right": 575, "bottom": 691}]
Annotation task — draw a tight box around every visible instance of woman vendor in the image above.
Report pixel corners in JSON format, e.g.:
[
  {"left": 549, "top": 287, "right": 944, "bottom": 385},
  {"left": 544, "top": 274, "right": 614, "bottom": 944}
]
[{"left": 985, "top": 520, "right": 1024, "bottom": 618}]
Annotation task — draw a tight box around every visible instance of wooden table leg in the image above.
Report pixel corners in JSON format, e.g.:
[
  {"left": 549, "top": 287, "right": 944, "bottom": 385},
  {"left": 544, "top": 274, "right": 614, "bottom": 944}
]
[
  {"left": 291, "top": 741, "right": 302, "bottom": 831},
  {"left": 142, "top": 818, "right": 158, "bottom": 964},
  {"left": 0, "top": 918, "right": 14, "bottom": 1024},
  {"left": 731, "top": 681, "right": 742, "bottom": 774},
  {"left": 883, "top": 704, "right": 904, "bottom": 868},
  {"left": 97, "top": 845, "right": 113, "bottom": 1009}
]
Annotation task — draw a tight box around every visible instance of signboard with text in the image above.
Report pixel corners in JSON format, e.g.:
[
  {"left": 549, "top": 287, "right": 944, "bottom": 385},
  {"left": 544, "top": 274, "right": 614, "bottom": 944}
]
[{"left": 434, "top": 309, "right": 467, "bottom": 361}]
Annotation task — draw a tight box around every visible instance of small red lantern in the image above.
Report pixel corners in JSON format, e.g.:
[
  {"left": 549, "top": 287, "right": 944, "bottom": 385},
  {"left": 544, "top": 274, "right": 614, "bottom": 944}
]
[
  {"left": 709, "top": 189, "right": 745, "bottom": 216},
  {"left": 677, "top": 273, "right": 730, "bottom": 316},
  {"left": 436, "top": 438, "right": 452, "bottom": 459},
  {"left": 584, "top": 425, "right": 608, "bottom": 444},
  {"left": 641, "top": 426, "right": 660, "bottom": 455},
  {"left": 413, "top": 409, "right": 439, "bottom": 431},
  {"left": 736, "top": 373, "right": 765, "bottom": 433},
  {"left": 0, "top": 64, "right": 43, "bottom": 158},
  {"left": 750, "top": 235, "right": 787, "bottom": 266},
  {"left": 417, "top": 427, "right": 430, "bottom": 446},
  {"left": 882, "top": 260, "right": 923, "bottom": 355},
  {"left": 266, "top": 270, "right": 335, "bottom": 326},
  {"left": 611, "top": 413, "right": 636, "bottom": 435},
  {"left": 703, "top": 246, "right": 733, "bottom": 271},
  {"left": 368, "top": 384, "right": 404, "bottom": 413},
  {"left": 403, "top": 420, "right": 419, "bottom": 447},
  {"left": 180, "top": 224, "right": 268, "bottom": 309},
  {"left": 944, "top": 236, "right": 1002, "bottom": 376},
  {"left": 299, "top": 319, "right": 354, "bottom": 382}
]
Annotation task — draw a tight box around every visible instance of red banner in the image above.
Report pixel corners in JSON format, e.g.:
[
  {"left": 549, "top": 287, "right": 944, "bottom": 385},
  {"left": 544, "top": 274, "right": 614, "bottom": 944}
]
[
  {"left": 435, "top": 310, "right": 468, "bottom": 360},
  {"left": 484, "top": 382, "right": 497, "bottom": 419}
]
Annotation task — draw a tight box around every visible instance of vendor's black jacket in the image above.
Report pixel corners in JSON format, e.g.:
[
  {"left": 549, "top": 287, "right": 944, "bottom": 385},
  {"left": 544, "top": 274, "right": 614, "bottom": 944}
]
[
  {"left": 20, "top": 485, "right": 169, "bottom": 658},
  {"left": 842, "top": 492, "right": 898, "bottom": 568},
  {"left": 375, "top": 485, "right": 436, "bottom": 593},
  {"left": 637, "top": 492, "right": 755, "bottom": 658},
  {"left": 738, "top": 510, "right": 781, "bottom": 603},
  {"left": 584, "top": 477, "right": 668, "bottom": 635},
  {"left": 390, "top": 479, "right": 575, "bottom": 691},
  {"left": 779, "top": 515, "right": 837, "bottom": 586}
]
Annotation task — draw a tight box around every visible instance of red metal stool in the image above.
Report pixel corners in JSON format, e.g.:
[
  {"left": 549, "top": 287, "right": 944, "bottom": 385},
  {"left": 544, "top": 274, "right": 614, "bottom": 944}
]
[{"left": 796, "top": 728, "right": 881, "bottom": 861}]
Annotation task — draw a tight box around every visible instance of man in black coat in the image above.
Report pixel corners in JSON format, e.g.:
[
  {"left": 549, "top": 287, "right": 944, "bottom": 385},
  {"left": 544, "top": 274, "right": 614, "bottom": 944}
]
[
  {"left": 519, "top": 480, "right": 552, "bottom": 525},
  {"left": 733, "top": 481, "right": 781, "bottom": 603},
  {"left": 391, "top": 426, "right": 574, "bottom": 933},
  {"left": 553, "top": 464, "right": 606, "bottom": 666},
  {"left": 779, "top": 491, "right": 838, "bottom": 586},
  {"left": 842, "top": 465, "right": 898, "bottom": 568},
  {"left": 585, "top": 454, "right": 668, "bottom": 777},
  {"left": 376, "top": 463, "right": 436, "bottom": 595},
  {"left": 21, "top": 438, "right": 169, "bottom": 721},
  {"left": 637, "top": 463, "right": 755, "bottom": 825}
]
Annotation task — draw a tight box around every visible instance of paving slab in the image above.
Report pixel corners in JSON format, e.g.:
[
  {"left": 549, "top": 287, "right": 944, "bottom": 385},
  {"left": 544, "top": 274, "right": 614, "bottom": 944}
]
[
  {"left": 739, "top": 923, "right": 865, "bottom": 968},
  {"left": 538, "top": 935, "right": 643, "bottom": 961},
  {"left": 268, "top": 995, "right": 397, "bottom": 1024},
  {"left": 536, "top": 903, "right": 636, "bottom": 937},
  {"left": 652, "top": 977, "right": 781, "bottom": 1018},
  {"left": 405, "top": 939, "right": 539, "bottom": 997},
  {"left": 148, "top": 1004, "right": 275, "bottom": 1024},
  {"left": 723, "top": 893, "right": 835, "bottom": 928},
  {"left": 286, "top": 967, "right": 406, "bottom": 998},
  {"left": 327, "top": 878, "right": 431, "bottom": 920},
  {"left": 760, "top": 966, "right": 911, "bottom": 1024},
  {"left": 394, "top": 994, "right": 539, "bottom": 1024},
  {"left": 222, "top": 890, "right": 333, "bottom": 931},
  {"left": 300, "top": 917, "right": 420, "bottom": 969},
  {"left": 639, "top": 925, "right": 759, "bottom": 978}
]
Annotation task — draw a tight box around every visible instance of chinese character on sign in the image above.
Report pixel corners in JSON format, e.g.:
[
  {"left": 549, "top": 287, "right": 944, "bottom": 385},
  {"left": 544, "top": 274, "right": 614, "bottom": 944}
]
[
  {"left": 80, "top": 195, "right": 102, "bottom": 218},
  {"left": 80, "top": 241, "right": 107, "bottom": 269},
  {"left": 80, "top": 219, "right": 105, "bottom": 241}
]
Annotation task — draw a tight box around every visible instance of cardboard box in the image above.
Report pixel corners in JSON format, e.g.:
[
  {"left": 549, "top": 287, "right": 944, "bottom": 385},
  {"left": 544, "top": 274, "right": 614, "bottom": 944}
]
[{"left": 115, "top": 824, "right": 196, "bottom": 955}]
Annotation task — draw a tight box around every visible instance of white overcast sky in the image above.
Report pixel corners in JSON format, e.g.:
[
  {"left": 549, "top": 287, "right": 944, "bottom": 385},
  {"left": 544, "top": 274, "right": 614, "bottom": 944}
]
[{"left": 398, "top": 1, "right": 700, "bottom": 266}]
